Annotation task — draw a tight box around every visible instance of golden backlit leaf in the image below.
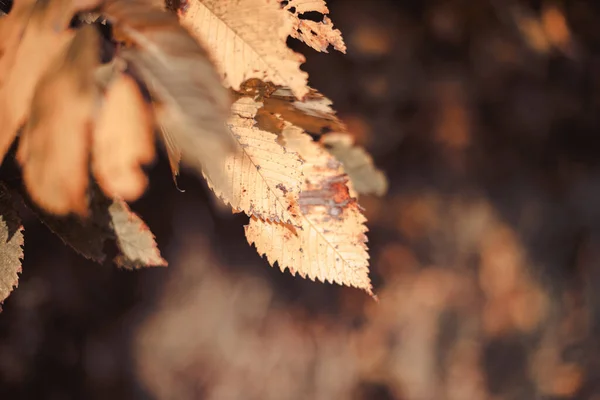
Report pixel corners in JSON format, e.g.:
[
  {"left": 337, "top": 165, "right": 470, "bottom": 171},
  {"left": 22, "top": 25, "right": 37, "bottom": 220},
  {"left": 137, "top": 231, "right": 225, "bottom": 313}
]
[
  {"left": 282, "top": 0, "right": 346, "bottom": 53},
  {"left": 17, "top": 25, "right": 99, "bottom": 216},
  {"left": 208, "top": 97, "right": 303, "bottom": 224},
  {"left": 109, "top": 199, "right": 167, "bottom": 269},
  {"left": 245, "top": 124, "right": 373, "bottom": 296},
  {"left": 0, "top": 185, "right": 23, "bottom": 305},
  {"left": 103, "top": 0, "right": 234, "bottom": 188},
  {"left": 179, "top": 0, "right": 309, "bottom": 98},
  {"left": 93, "top": 73, "right": 155, "bottom": 201},
  {"left": 321, "top": 133, "right": 388, "bottom": 197}
]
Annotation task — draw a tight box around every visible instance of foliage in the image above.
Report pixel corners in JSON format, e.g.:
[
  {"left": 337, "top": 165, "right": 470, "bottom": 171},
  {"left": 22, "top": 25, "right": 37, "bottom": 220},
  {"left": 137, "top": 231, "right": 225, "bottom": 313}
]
[{"left": 0, "top": 0, "right": 387, "bottom": 306}]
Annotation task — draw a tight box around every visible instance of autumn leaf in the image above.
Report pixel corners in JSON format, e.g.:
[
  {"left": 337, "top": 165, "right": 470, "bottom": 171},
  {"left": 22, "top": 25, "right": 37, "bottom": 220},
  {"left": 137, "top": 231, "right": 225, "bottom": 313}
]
[
  {"left": 93, "top": 72, "right": 155, "bottom": 201},
  {"left": 0, "top": 0, "right": 96, "bottom": 165},
  {"left": 282, "top": 0, "right": 346, "bottom": 53},
  {"left": 19, "top": 186, "right": 163, "bottom": 268},
  {"left": 102, "top": 0, "right": 234, "bottom": 188},
  {"left": 17, "top": 25, "right": 100, "bottom": 216},
  {"left": 0, "top": 184, "right": 24, "bottom": 305},
  {"left": 321, "top": 133, "right": 388, "bottom": 197},
  {"left": 109, "top": 199, "right": 167, "bottom": 269},
  {"left": 25, "top": 189, "right": 113, "bottom": 263},
  {"left": 0, "top": 0, "right": 37, "bottom": 85},
  {"left": 260, "top": 86, "right": 346, "bottom": 135},
  {"left": 256, "top": 84, "right": 387, "bottom": 197},
  {"left": 207, "top": 97, "right": 304, "bottom": 224},
  {"left": 179, "top": 0, "right": 309, "bottom": 98},
  {"left": 245, "top": 124, "right": 373, "bottom": 296}
]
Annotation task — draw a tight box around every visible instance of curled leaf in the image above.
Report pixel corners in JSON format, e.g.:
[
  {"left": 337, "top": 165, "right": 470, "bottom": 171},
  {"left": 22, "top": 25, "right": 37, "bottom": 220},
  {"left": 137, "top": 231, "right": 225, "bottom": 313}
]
[{"left": 259, "top": 85, "right": 346, "bottom": 135}]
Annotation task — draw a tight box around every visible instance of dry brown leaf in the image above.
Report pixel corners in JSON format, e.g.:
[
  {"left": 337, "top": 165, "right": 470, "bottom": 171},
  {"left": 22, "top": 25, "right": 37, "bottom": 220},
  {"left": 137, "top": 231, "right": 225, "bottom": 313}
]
[
  {"left": 93, "top": 72, "right": 155, "bottom": 201},
  {"left": 321, "top": 133, "right": 388, "bottom": 197},
  {"left": 103, "top": 0, "right": 234, "bottom": 189},
  {"left": 179, "top": 0, "right": 309, "bottom": 98},
  {"left": 17, "top": 25, "right": 99, "bottom": 216},
  {"left": 208, "top": 97, "right": 304, "bottom": 224},
  {"left": 0, "top": 185, "right": 23, "bottom": 305},
  {"left": 245, "top": 124, "right": 373, "bottom": 296},
  {"left": 282, "top": 0, "right": 346, "bottom": 53},
  {"left": 0, "top": 0, "right": 96, "bottom": 165},
  {"left": 22, "top": 185, "right": 114, "bottom": 263},
  {"left": 261, "top": 86, "right": 346, "bottom": 135},
  {"left": 109, "top": 199, "right": 167, "bottom": 269}
]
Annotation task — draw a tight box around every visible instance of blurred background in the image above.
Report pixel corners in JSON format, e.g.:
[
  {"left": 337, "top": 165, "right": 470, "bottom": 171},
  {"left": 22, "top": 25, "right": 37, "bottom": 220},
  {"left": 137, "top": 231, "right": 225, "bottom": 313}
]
[{"left": 2, "top": 0, "right": 600, "bottom": 398}]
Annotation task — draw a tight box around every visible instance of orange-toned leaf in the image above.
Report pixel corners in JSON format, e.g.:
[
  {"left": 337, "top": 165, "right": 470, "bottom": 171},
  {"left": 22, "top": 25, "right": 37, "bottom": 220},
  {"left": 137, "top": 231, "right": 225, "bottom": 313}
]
[
  {"left": 93, "top": 73, "right": 155, "bottom": 201},
  {"left": 0, "top": 0, "right": 38, "bottom": 85},
  {"left": 0, "top": 0, "right": 96, "bottom": 164},
  {"left": 17, "top": 25, "right": 100, "bottom": 216},
  {"left": 179, "top": 0, "right": 309, "bottom": 98},
  {"left": 245, "top": 124, "right": 373, "bottom": 296}
]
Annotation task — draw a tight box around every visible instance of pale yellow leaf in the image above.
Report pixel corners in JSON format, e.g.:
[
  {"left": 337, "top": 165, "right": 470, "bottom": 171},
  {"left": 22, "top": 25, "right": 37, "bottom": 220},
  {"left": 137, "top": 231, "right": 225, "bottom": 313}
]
[
  {"left": 207, "top": 97, "right": 304, "bottom": 224},
  {"left": 321, "top": 133, "right": 388, "bottom": 197},
  {"left": 109, "top": 199, "right": 167, "bottom": 269},
  {"left": 245, "top": 124, "right": 373, "bottom": 296},
  {"left": 0, "top": 185, "right": 23, "bottom": 305},
  {"left": 283, "top": 0, "right": 346, "bottom": 53},
  {"left": 179, "top": 0, "right": 309, "bottom": 98},
  {"left": 93, "top": 73, "right": 155, "bottom": 201},
  {"left": 17, "top": 25, "right": 99, "bottom": 216}
]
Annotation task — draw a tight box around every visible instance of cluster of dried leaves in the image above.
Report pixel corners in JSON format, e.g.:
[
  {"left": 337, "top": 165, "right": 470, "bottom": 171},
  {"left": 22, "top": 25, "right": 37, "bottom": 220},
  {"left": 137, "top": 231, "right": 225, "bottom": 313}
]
[{"left": 0, "top": 0, "right": 387, "bottom": 306}]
